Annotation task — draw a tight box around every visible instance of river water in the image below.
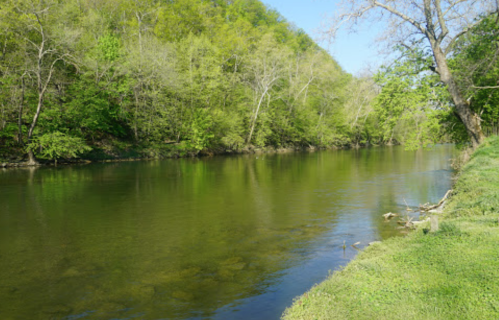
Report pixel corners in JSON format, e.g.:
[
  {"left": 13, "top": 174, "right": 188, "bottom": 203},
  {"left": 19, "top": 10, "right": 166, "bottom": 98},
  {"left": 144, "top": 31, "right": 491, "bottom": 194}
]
[{"left": 0, "top": 145, "right": 456, "bottom": 320}]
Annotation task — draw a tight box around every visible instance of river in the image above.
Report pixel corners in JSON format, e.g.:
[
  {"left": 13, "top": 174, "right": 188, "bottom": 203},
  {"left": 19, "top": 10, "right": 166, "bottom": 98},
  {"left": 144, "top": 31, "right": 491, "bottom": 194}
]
[{"left": 0, "top": 145, "right": 456, "bottom": 319}]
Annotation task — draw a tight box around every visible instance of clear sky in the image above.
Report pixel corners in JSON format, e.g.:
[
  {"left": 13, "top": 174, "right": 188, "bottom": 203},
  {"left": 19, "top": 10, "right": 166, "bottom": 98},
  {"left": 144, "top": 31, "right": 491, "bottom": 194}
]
[{"left": 262, "top": 0, "right": 384, "bottom": 75}]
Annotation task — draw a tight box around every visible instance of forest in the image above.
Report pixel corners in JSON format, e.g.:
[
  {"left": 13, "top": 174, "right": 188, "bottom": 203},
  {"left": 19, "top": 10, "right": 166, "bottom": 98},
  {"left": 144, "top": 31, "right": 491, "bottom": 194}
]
[{"left": 0, "top": 0, "right": 498, "bottom": 163}]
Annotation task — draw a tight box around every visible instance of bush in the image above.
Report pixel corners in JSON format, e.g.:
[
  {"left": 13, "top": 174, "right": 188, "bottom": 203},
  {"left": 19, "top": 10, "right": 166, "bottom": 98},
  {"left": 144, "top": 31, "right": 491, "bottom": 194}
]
[{"left": 27, "top": 131, "right": 92, "bottom": 163}]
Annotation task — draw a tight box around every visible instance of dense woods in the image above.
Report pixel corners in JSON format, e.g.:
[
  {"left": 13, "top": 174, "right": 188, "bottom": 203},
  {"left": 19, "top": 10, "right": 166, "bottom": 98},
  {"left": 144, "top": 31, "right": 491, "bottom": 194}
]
[
  {"left": 0, "top": 0, "right": 498, "bottom": 163},
  {"left": 0, "top": 0, "right": 365, "bottom": 163}
]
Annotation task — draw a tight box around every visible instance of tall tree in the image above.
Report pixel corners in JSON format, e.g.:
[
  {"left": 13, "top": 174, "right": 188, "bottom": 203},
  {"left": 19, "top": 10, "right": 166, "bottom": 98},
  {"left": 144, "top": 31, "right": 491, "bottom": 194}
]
[
  {"left": 14, "top": 0, "right": 76, "bottom": 164},
  {"left": 245, "top": 34, "right": 290, "bottom": 144},
  {"left": 326, "top": 0, "right": 495, "bottom": 148}
]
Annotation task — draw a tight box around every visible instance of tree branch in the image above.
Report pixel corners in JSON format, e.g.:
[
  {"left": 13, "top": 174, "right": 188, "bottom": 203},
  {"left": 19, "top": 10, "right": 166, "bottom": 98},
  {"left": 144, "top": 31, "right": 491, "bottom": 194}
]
[
  {"left": 435, "top": 0, "right": 449, "bottom": 42},
  {"left": 373, "top": 1, "right": 427, "bottom": 35},
  {"left": 472, "top": 85, "right": 499, "bottom": 89},
  {"left": 445, "top": 12, "right": 496, "bottom": 55}
]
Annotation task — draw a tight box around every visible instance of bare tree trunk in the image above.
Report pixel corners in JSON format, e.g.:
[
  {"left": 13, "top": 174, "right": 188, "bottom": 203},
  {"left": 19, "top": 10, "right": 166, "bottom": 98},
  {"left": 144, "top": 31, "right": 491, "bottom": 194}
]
[
  {"left": 21, "top": 6, "right": 65, "bottom": 166},
  {"left": 247, "top": 88, "right": 268, "bottom": 143},
  {"left": 134, "top": 89, "right": 140, "bottom": 141},
  {"left": 27, "top": 149, "right": 37, "bottom": 165},
  {"left": 18, "top": 76, "right": 25, "bottom": 146},
  {"left": 26, "top": 95, "right": 45, "bottom": 166},
  {"left": 432, "top": 45, "right": 485, "bottom": 148}
]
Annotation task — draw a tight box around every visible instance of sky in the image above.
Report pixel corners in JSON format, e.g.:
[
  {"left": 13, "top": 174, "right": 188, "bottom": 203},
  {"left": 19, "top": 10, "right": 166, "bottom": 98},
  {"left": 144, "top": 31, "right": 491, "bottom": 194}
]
[{"left": 262, "top": 0, "right": 385, "bottom": 75}]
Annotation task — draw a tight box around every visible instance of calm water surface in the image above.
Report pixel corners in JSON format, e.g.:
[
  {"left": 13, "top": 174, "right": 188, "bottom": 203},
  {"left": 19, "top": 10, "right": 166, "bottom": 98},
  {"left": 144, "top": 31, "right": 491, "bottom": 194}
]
[{"left": 0, "top": 145, "right": 456, "bottom": 320}]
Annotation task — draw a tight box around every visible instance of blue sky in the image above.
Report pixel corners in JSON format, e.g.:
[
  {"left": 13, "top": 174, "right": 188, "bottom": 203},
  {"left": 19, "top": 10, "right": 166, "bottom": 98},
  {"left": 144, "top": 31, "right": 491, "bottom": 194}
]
[{"left": 262, "top": 0, "right": 383, "bottom": 75}]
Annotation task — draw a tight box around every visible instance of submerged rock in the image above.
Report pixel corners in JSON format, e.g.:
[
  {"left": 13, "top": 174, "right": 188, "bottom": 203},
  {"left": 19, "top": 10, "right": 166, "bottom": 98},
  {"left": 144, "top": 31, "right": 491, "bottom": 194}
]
[
  {"left": 98, "top": 302, "right": 127, "bottom": 314},
  {"left": 42, "top": 304, "right": 72, "bottom": 315},
  {"left": 130, "top": 284, "right": 156, "bottom": 300},
  {"left": 172, "top": 290, "right": 195, "bottom": 301},
  {"left": 62, "top": 267, "right": 81, "bottom": 277}
]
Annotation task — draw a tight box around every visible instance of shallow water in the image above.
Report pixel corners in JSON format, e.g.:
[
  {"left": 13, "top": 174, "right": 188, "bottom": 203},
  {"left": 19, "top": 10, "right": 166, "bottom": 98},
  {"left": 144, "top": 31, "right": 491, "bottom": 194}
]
[{"left": 0, "top": 145, "right": 456, "bottom": 319}]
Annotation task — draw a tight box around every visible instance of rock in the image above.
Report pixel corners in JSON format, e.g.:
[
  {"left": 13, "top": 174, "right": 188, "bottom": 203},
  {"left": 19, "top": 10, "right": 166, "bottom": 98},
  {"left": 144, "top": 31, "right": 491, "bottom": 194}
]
[
  {"left": 220, "top": 257, "right": 246, "bottom": 270},
  {"left": 430, "top": 216, "right": 439, "bottom": 232},
  {"left": 131, "top": 284, "right": 155, "bottom": 300},
  {"left": 62, "top": 267, "right": 81, "bottom": 277},
  {"left": 42, "top": 305, "right": 72, "bottom": 315},
  {"left": 98, "top": 302, "right": 126, "bottom": 314},
  {"left": 172, "top": 290, "right": 194, "bottom": 301},
  {"left": 179, "top": 267, "right": 201, "bottom": 278}
]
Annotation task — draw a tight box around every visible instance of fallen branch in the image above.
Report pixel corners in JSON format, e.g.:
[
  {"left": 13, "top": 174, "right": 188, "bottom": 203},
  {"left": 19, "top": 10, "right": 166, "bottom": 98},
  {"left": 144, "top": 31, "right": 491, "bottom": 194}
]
[
  {"left": 398, "top": 216, "right": 414, "bottom": 229},
  {"left": 403, "top": 197, "right": 413, "bottom": 211},
  {"left": 419, "top": 190, "right": 452, "bottom": 212}
]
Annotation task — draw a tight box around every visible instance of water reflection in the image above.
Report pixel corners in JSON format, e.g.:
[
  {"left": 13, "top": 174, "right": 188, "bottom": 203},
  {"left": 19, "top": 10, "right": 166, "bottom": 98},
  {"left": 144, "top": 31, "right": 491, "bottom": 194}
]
[{"left": 0, "top": 145, "right": 456, "bottom": 319}]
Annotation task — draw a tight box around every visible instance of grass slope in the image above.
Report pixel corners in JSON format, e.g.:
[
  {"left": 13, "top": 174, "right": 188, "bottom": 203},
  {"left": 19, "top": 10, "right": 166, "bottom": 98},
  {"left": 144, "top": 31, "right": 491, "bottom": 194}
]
[{"left": 283, "top": 136, "right": 499, "bottom": 320}]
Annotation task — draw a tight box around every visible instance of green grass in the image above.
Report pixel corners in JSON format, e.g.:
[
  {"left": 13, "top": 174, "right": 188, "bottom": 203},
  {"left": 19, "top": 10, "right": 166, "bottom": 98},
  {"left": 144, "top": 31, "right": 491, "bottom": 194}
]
[{"left": 283, "top": 136, "right": 499, "bottom": 320}]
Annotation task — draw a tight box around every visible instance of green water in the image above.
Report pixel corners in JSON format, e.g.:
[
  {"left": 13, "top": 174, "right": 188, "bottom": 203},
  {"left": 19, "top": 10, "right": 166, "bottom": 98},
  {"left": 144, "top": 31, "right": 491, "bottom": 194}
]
[{"left": 0, "top": 145, "right": 456, "bottom": 320}]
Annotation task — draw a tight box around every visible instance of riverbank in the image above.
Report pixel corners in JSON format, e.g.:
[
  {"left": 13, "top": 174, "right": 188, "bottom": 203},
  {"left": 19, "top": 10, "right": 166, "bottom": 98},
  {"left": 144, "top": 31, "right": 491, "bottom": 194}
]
[
  {"left": 0, "top": 142, "right": 364, "bottom": 168},
  {"left": 282, "top": 136, "right": 499, "bottom": 320}
]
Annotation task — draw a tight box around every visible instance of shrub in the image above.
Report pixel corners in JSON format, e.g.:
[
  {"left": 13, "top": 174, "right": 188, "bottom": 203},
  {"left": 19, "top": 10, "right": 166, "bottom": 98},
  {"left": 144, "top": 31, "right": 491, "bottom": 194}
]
[{"left": 27, "top": 131, "right": 91, "bottom": 163}]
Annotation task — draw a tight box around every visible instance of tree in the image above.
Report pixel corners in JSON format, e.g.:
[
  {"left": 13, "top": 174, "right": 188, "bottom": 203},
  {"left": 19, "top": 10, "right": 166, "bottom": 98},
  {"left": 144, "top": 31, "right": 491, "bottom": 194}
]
[
  {"left": 373, "top": 55, "right": 446, "bottom": 149},
  {"left": 244, "top": 33, "right": 290, "bottom": 144},
  {"left": 449, "top": 15, "right": 499, "bottom": 138},
  {"left": 27, "top": 131, "right": 91, "bottom": 164},
  {"left": 14, "top": 0, "right": 76, "bottom": 164},
  {"left": 345, "top": 76, "right": 378, "bottom": 146},
  {"left": 326, "top": 0, "right": 495, "bottom": 148}
]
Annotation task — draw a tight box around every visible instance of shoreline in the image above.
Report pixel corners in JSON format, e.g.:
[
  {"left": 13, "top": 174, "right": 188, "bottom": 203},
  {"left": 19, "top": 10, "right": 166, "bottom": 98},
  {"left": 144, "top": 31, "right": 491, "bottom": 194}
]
[
  {"left": 0, "top": 143, "right": 381, "bottom": 169},
  {"left": 282, "top": 136, "right": 499, "bottom": 319}
]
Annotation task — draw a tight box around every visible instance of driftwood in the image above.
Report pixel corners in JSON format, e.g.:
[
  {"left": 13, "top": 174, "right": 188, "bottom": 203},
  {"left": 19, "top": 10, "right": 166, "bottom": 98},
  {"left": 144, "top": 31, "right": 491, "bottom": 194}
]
[
  {"left": 419, "top": 190, "right": 452, "bottom": 212},
  {"left": 383, "top": 212, "right": 399, "bottom": 220},
  {"left": 403, "top": 198, "right": 413, "bottom": 211},
  {"left": 396, "top": 216, "right": 415, "bottom": 228}
]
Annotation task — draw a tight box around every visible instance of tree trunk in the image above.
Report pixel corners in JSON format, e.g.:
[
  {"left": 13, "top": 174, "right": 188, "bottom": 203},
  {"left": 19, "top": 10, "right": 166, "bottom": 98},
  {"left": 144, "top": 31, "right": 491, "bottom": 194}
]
[
  {"left": 433, "top": 45, "right": 485, "bottom": 148},
  {"left": 18, "top": 76, "right": 25, "bottom": 146},
  {"left": 26, "top": 96, "right": 44, "bottom": 166},
  {"left": 247, "top": 88, "right": 268, "bottom": 143},
  {"left": 27, "top": 149, "right": 38, "bottom": 166}
]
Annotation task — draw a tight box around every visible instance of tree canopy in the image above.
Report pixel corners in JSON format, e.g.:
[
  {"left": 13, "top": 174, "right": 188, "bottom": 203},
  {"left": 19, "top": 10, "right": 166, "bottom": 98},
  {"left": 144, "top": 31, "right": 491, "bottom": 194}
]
[
  {"left": 324, "top": 0, "right": 497, "bottom": 148},
  {"left": 1, "top": 0, "right": 498, "bottom": 163}
]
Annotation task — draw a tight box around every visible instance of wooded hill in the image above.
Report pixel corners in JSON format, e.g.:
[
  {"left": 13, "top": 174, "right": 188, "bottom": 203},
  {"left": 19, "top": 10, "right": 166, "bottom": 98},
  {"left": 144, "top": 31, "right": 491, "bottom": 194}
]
[
  {"left": 0, "top": 0, "right": 498, "bottom": 163},
  {"left": 0, "top": 0, "right": 372, "bottom": 162}
]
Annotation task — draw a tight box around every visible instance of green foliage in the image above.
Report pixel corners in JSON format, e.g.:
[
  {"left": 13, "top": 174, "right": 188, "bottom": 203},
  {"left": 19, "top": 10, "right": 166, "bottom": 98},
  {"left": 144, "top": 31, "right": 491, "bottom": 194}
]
[
  {"left": 27, "top": 132, "right": 91, "bottom": 161},
  {"left": 0, "top": 123, "right": 21, "bottom": 152},
  {"left": 373, "top": 47, "right": 447, "bottom": 149},
  {"left": 97, "top": 34, "right": 120, "bottom": 62},
  {"left": 187, "top": 109, "right": 215, "bottom": 151},
  {"left": 0, "top": 0, "right": 383, "bottom": 161},
  {"left": 449, "top": 16, "right": 499, "bottom": 140},
  {"left": 437, "top": 222, "right": 463, "bottom": 237}
]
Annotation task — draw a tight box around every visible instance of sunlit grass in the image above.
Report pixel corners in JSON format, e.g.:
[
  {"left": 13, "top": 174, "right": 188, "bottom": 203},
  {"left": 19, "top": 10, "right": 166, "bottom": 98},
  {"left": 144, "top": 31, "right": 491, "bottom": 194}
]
[{"left": 283, "top": 136, "right": 499, "bottom": 320}]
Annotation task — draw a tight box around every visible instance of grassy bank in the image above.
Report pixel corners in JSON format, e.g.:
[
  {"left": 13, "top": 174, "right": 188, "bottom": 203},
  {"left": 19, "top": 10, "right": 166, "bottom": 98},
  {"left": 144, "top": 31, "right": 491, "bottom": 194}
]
[{"left": 283, "top": 136, "right": 499, "bottom": 320}]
